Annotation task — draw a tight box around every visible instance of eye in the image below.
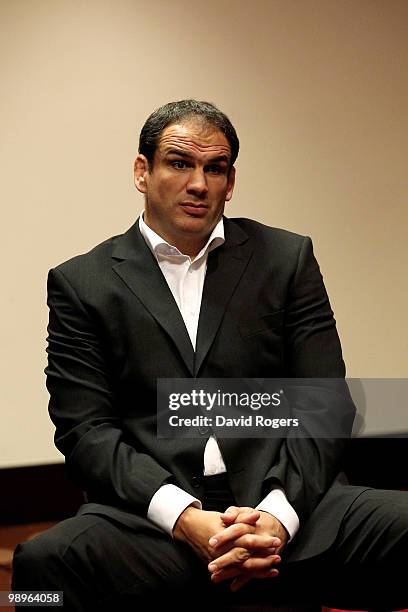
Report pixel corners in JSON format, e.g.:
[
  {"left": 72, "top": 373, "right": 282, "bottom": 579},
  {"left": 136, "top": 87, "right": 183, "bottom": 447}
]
[
  {"left": 207, "top": 165, "right": 224, "bottom": 174},
  {"left": 171, "top": 160, "right": 188, "bottom": 170}
]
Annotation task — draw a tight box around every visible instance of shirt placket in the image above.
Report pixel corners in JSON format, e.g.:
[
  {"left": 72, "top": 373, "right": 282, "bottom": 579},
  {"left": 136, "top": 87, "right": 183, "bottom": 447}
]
[{"left": 181, "top": 259, "right": 200, "bottom": 349}]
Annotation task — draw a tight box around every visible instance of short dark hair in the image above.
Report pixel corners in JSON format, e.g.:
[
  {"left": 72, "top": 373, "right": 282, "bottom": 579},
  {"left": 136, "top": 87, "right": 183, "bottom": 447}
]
[{"left": 138, "top": 99, "right": 239, "bottom": 168}]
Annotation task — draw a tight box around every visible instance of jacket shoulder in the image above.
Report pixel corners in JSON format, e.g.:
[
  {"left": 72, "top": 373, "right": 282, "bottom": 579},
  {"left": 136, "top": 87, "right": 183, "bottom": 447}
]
[
  {"left": 49, "top": 227, "right": 130, "bottom": 278},
  {"left": 227, "top": 217, "right": 309, "bottom": 249},
  {"left": 228, "top": 217, "right": 306, "bottom": 243}
]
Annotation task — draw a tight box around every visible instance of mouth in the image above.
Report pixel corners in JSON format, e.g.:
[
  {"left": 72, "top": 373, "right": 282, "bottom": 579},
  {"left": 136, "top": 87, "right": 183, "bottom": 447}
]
[{"left": 179, "top": 202, "right": 208, "bottom": 217}]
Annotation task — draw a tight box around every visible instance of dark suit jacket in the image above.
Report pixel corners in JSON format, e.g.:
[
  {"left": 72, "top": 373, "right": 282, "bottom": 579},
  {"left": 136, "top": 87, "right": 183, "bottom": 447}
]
[{"left": 45, "top": 217, "right": 369, "bottom": 562}]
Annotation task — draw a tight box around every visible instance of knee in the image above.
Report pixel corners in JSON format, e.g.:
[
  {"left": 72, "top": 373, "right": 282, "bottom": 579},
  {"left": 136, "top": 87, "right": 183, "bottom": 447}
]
[
  {"left": 12, "top": 529, "right": 65, "bottom": 589},
  {"left": 382, "top": 491, "right": 408, "bottom": 543}
]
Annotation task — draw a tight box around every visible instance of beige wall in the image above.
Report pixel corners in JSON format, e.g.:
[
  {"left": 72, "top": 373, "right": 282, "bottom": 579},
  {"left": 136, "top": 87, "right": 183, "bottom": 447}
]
[{"left": 1, "top": 0, "right": 407, "bottom": 467}]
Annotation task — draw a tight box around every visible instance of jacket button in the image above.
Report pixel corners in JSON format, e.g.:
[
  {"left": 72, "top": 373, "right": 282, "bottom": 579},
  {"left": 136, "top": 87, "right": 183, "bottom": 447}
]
[{"left": 191, "top": 475, "right": 202, "bottom": 488}]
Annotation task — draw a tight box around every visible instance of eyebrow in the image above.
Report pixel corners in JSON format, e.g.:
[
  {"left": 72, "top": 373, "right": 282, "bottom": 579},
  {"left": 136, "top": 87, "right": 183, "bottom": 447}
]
[{"left": 164, "top": 149, "right": 230, "bottom": 164}]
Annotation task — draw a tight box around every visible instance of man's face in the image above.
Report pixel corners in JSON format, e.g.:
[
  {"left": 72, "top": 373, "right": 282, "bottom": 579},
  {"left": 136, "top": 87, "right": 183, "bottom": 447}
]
[{"left": 134, "top": 120, "right": 235, "bottom": 256}]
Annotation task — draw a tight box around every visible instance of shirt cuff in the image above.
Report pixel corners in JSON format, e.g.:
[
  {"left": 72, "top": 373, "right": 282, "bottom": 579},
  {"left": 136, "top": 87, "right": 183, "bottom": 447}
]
[
  {"left": 256, "top": 488, "right": 299, "bottom": 542},
  {"left": 147, "top": 484, "right": 202, "bottom": 536}
]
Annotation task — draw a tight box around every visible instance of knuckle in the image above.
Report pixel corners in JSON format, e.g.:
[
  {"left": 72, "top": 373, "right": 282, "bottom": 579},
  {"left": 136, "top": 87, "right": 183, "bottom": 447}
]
[
  {"left": 237, "top": 524, "right": 252, "bottom": 538},
  {"left": 242, "top": 557, "right": 255, "bottom": 570},
  {"left": 243, "top": 534, "right": 255, "bottom": 547},
  {"left": 236, "top": 548, "right": 250, "bottom": 562}
]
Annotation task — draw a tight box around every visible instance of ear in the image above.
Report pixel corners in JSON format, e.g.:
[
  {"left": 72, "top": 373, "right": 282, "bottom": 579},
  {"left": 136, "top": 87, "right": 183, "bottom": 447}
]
[
  {"left": 225, "top": 166, "right": 236, "bottom": 202},
  {"left": 134, "top": 154, "right": 149, "bottom": 194}
]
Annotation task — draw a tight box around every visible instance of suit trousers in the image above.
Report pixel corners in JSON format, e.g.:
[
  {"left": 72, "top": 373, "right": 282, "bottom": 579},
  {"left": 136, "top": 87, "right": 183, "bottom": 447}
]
[{"left": 12, "top": 481, "right": 408, "bottom": 611}]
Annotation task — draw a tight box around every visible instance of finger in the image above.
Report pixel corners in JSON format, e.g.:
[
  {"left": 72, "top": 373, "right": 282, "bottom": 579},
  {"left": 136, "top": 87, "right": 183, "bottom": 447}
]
[
  {"left": 209, "top": 522, "right": 256, "bottom": 549},
  {"left": 221, "top": 507, "right": 260, "bottom": 525},
  {"left": 208, "top": 547, "right": 250, "bottom": 573},
  {"left": 251, "top": 567, "right": 280, "bottom": 579},
  {"left": 209, "top": 542, "right": 276, "bottom": 562},
  {"left": 219, "top": 507, "right": 240, "bottom": 525},
  {"left": 241, "top": 554, "right": 281, "bottom": 572},
  {"left": 229, "top": 533, "right": 281, "bottom": 552},
  {"left": 247, "top": 546, "right": 278, "bottom": 557},
  {"left": 209, "top": 552, "right": 281, "bottom": 580},
  {"left": 235, "top": 510, "right": 261, "bottom": 525},
  {"left": 213, "top": 543, "right": 277, "bottom": 561},
  {"left": 210, "top": 530, "right": 281, "bottom": 557},
  {"left": 223, "top": 506, "right": 241, "bottom": 516},
  {"left": 222, "top": 505, "right": 255, "bottom": 517},
  {"left": 210, "top": 566, "right": 245, "bottom": 583},
  {"left": 211, "top": 564, "right": 280, "bottom": 584}
]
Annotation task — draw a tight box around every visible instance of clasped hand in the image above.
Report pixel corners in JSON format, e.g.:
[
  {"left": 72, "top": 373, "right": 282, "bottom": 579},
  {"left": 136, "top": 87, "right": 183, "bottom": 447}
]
[{"left": 173, "top": 505, "right": 288, "bottom": 592}]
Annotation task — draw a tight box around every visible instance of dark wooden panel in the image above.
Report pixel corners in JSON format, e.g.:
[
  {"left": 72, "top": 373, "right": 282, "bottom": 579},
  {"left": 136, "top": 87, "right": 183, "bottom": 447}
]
[{"left": 0, "top": 464, "right": 84, "bottom": 524}]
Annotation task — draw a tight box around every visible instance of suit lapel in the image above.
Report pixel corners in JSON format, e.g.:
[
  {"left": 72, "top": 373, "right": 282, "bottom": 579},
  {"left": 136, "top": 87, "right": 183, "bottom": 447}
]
[
  {"left": 194, "top": 219, "right": 253, "bottom": 375},
  {"left": 111, "top": 222, "right": 195, "bottom": 375}
]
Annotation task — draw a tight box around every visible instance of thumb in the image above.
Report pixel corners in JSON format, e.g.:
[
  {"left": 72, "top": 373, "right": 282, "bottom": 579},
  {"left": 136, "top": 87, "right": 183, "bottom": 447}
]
[
  {"left": 221, "top": 506, "right": 260, "bottom": 525},
  {"left": 220, "top": 506, "right": 240, "bottom": 524}
]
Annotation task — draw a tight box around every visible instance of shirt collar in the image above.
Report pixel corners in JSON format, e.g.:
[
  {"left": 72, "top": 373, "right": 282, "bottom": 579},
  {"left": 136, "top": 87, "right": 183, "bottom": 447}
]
[{"left": 139, "top": 212, "right": 225, "bottom": 262}]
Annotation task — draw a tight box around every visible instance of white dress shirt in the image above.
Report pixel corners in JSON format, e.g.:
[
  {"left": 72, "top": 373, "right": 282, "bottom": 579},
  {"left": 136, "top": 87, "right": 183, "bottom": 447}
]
[{"left": 139, "top": 214, "right": 299, "bottom": 541}]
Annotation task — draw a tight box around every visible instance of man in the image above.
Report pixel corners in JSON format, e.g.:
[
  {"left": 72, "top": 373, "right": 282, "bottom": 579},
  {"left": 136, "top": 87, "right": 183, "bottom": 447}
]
[{"left": 13, "top": 100, "right": 408, "bottom": 610}]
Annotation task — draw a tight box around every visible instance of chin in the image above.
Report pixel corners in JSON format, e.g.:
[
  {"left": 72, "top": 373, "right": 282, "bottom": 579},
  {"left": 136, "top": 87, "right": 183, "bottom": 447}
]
[{"left": 177, "top": 218, "right": 210, "bottom": 233}]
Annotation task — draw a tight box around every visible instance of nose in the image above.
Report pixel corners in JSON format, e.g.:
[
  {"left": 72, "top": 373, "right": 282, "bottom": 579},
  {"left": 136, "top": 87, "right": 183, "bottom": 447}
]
[{"left": 186, "top": 167, "right": 208, "bottom": 197}]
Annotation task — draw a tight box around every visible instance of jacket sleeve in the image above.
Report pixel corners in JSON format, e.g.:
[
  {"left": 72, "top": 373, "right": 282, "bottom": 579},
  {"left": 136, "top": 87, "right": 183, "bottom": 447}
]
[
  {"left": 45, "top": 266, "right": 173, "bottom": 516},
  {"left": 263, "top": 236, "right": 355, "bottom": 523}
]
